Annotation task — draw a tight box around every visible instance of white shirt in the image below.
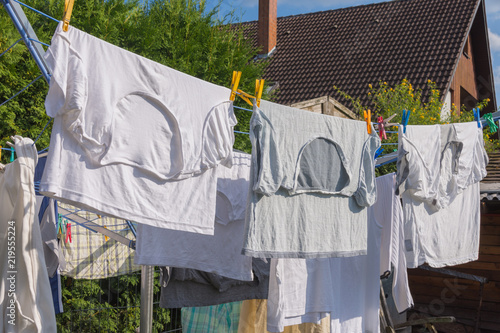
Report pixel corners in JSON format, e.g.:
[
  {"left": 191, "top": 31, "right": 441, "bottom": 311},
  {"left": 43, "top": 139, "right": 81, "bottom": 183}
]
[
  {"left": 397, "top": 123, "right": 488, "bottom": 268},
  {"left": 41, "top": 22, "right": 236, "bottom": 234},
  {"left": 135, "top": 152, "right": 253, "bottom": 281},
  {"left": 0, "top": 136, "right": 57, "bottom": 332}
]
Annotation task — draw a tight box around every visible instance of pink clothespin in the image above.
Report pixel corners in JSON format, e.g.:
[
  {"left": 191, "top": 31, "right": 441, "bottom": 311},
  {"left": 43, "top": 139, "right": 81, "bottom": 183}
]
[
  {"left": 65, "top": 223, "right": 72, "bottom": 243},
  {"left": 377, "top": 116, "right": 387, "bottom": 140}
]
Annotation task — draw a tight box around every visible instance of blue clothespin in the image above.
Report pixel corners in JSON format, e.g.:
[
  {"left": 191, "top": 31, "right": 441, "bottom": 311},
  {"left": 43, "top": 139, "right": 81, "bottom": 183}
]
[
  {"left": 401, "top": 109, "right": 411, "bottom": 134},
  {"left": 473, "top": 108, "right": 482, "bottom": 128},
  {"left": 374, "top": 147, "right": 384, "bottom": 159}
]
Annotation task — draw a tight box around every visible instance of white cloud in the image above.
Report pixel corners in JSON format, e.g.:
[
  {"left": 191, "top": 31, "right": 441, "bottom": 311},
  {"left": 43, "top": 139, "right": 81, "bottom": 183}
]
[{"left": 489, "top": 29, "right": 500, "bottom": 52}]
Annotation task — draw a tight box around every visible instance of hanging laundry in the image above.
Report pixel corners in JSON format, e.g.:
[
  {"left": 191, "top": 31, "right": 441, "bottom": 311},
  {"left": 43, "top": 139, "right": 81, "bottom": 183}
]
[
  {"left": 0, "top": 136, "right": 57, "bottom": 332},
  {"left": 397, "top": 122, "right": 488, "bottom": 268},
  {"left": 266, "top": 211, "right": 382, "bottom": 333},
  {"left": 181, "top": 301, "right": 242, "bottom": 333},
  {"left": 58, "top": 202, "right": 140, "bottom": 279},
  {"left": 374, "top": 173, "right": 413, "bottom": 313},
  {"left": 135, "top": 152, "right": 253, "bottom": 281},
  {"left": 35, "top": 156, "right": 63, "bottom": 277},
  {"left": 159, "top": 258, "right": 270, "bottom": 308},
  {"left": 242, "top": 100, "right": 381, "bottom": 258},
  {"left": 36, "top": 196, "right": 63, "bottom": 277},
  {"left": 41, "top": 22, "right": 236, "bottom": 234},
  {"left": 34, "top": 155, "right": 65, "bottom": 314},
  {"left": 36, "top": 197, "right": 65, "bottom": 315},
  {"left": 238, "top": 299, "right": 330, "bottom": 333}
]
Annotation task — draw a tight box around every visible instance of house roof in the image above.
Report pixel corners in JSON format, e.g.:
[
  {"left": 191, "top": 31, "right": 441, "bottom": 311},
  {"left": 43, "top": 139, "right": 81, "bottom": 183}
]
[{"left": 240, "top": 0, "right": 484, "bottom": 110}]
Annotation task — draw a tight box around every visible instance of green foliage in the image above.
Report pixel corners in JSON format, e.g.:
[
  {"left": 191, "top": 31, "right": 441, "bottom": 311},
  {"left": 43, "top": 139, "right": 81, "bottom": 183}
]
[{"left": 57, "top": 272, "right": 170, "bottom": 333}]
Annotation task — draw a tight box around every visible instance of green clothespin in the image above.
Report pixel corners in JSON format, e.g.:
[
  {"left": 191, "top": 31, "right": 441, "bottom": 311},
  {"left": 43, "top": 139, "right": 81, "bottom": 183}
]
[
  {"left": 10, "top": 147, "right": 14, "bottom": 162},
  {"left": 57, "top": 215, "right": 62, "bottom": 236},
  {"left": 483, "top": 113, "right": 498, "bottom": 133}
]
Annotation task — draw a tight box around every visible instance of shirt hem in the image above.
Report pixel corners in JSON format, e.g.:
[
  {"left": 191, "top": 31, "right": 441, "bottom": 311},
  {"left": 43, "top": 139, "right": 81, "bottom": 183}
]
[
  {"left": 40, "top": 183, "right": 215, "bottom": 235},
  {"left": 134, "top": 254, "right": 253, "bottom": 281},
  {"left": 241, "top": 248, "right": 367, "bottom": 259},
  {"left": 423, "top": 252, "right": 479, "bottom": 268}
]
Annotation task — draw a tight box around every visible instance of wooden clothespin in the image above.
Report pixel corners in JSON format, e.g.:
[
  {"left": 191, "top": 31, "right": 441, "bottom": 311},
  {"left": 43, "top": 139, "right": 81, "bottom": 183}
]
[
  {"left": 384, "top": 113, "right": 399, "bottom": 127},
  {"left": 230, "top": 71, "right": 242, "bottom": 102},
  {"left": 254, "top": 79, "right": 265, "bottom": 107},
  {"left": 363, "top": 110, "right": 372, "bottom": 134},
  {"left": 401, "top": 109, "right": 411, "bottom": 134},
  {"left": 62, "top": 0, "right": 75, "bottom": 32}
]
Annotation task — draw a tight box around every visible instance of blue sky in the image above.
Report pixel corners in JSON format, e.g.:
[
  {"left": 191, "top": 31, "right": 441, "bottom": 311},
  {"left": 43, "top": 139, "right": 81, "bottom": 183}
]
[{"left": 208, "top": 0, "right": 500, "bottom": 108}]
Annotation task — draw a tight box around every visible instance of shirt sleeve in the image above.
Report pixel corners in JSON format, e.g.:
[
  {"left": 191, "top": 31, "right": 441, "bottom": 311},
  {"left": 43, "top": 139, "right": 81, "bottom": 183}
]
[
  {"left": 353, "top": 134, "right": 381, "bottom": 207},
  {"left": 250, "top": 109, "right": 283, "bottom": 196}
]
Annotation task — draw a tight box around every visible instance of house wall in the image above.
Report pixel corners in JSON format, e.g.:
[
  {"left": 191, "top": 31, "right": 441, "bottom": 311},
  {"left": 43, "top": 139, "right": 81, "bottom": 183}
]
[
  {"left": 440, "top": 90, "right": 452, "bottom": 121},
  {"left": 449, "top": 35, "right": 479, "bottom": 111}
]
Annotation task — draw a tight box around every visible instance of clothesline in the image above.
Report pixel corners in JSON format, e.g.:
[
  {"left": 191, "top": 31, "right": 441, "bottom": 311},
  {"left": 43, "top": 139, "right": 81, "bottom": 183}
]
[
  {"left": 0, "top": 74, "right": 44, "bottom": 108},
  {"left": 0, "top": 38, "right": 23, "bottom": 57},
  {"left": 12, "top": 0, "right": 59, "bottom": 22}
]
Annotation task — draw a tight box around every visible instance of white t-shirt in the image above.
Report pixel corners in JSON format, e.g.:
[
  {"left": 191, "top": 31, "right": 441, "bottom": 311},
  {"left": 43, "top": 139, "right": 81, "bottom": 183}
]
[
  {"left": 135, "top": 152, "right": 253, "bottom": 281},
  {"left": 397, "top": 123, "right": 488, "bottom": 267},
  {"left": 41, "top": 22, "right": 236, "bottom": 233}
]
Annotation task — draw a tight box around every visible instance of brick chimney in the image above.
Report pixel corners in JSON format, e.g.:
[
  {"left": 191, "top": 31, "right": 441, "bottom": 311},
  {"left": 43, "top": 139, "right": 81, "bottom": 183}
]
[{"left": 258, "top": 0, "right": 277, "bottom": 56}]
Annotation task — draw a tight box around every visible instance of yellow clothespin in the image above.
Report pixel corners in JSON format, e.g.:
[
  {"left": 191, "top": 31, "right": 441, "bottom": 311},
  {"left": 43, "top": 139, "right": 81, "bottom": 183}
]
[
  {"left": 363, "top": 110, "right": 372, "bottom": 134},
  {"left": 0, "top": 146, "right": 2, "bottom": 161},
  {"left": 103, "top": 225, "right": 109, "bottom": 242},
  {"left": 230, "top": 71, "right": 242, "bottom": 102},
  {"left": 62, "top": 0, "right": 75, "bottom": 32},
  {"left": 236, "top": 89, "right": 255, "bottom": 107},
  {"left": 230, "top": 71, "right": 265, "bottom": 107},
  {"left": 254, "top": 79, "right": 265, "bottom": 107}
]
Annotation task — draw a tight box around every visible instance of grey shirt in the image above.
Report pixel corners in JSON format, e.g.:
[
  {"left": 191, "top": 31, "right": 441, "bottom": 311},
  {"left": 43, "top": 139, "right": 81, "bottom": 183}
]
[
  {"left": 242, "top": 100, "right": 381, "bottom": 258},
  {"left": 159, "top": 259, "right": 270, "bottom": 308}
]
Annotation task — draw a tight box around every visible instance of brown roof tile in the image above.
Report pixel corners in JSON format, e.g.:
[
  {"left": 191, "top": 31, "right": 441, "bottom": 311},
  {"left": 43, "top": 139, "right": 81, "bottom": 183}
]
[{"left": 240, "top": 0, "right": 479, "bottom": 109}]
